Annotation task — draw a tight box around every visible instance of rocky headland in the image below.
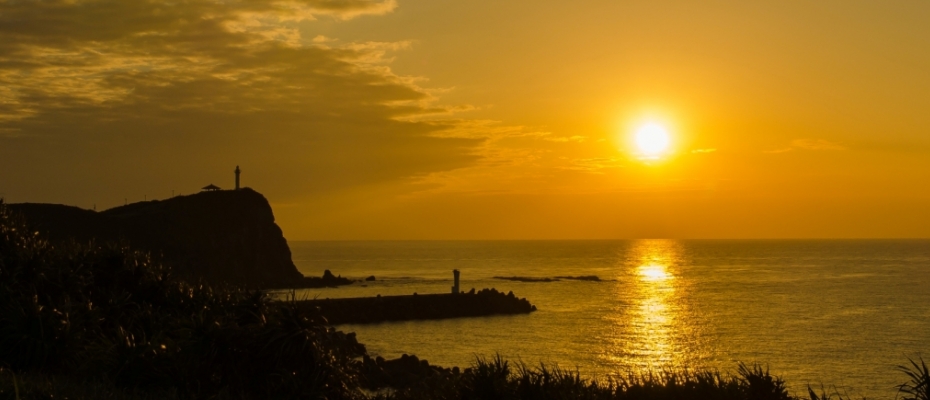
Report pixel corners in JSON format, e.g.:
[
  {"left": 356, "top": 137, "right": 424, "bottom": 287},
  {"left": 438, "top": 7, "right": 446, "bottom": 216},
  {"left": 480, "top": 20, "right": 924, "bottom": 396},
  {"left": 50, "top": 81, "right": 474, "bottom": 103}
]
[{"left": 8, "top": 189, "right": 347, "bottom": 288}]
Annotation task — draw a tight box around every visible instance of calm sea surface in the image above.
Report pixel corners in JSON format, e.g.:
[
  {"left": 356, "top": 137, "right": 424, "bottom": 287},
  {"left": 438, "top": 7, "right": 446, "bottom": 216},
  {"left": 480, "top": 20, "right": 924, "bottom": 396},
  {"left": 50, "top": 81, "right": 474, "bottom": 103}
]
[{"left": 287, "top": 240, "right": 930, "bottom": 399}]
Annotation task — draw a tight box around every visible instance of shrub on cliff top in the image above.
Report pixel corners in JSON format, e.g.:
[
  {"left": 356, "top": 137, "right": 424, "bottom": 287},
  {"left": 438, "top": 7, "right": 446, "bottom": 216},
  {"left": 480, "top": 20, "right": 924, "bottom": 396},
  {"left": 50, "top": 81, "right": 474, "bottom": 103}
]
[{"left": 0, "top": 201, "right": 366, "bottom": 399}]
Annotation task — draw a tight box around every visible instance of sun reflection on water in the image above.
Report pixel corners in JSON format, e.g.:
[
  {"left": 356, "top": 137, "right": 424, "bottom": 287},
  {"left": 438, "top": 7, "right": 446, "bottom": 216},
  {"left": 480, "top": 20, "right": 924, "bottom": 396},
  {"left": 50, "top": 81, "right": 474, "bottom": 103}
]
[
  {"left": 602, "top": 240, "right": 692, "bottom": 374},
  {"left": 639, "top": 264, "right": 672, "bottom": 282}
]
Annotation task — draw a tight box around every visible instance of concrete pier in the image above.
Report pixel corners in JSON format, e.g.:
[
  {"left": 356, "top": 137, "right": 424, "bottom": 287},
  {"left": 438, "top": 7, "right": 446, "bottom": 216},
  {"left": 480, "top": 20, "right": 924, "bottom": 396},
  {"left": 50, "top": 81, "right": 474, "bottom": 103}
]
[{"left": 297, "top": 288, "right": 536, "bottom": 325}]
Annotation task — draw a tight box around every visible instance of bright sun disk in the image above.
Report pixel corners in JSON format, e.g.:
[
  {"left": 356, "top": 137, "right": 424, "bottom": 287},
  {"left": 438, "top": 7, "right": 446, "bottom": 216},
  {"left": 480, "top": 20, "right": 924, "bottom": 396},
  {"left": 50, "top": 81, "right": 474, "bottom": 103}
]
[{"left": 635, "top": 123, "right": 670, "bottom": 156}]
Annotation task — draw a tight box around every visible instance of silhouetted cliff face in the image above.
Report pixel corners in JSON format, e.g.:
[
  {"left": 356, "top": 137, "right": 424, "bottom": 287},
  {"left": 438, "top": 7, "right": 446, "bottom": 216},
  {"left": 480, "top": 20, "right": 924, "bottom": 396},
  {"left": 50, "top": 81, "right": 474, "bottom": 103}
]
[{"left": 9, "top": 189, "right": 304, "bottom": 287}]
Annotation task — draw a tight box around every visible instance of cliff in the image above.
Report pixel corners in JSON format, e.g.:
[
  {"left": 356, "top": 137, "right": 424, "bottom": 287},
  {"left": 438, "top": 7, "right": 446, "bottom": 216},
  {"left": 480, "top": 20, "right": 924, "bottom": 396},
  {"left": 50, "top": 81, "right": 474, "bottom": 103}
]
[{"left": 8, "top": 189, "right": 314, "bottom": 288}]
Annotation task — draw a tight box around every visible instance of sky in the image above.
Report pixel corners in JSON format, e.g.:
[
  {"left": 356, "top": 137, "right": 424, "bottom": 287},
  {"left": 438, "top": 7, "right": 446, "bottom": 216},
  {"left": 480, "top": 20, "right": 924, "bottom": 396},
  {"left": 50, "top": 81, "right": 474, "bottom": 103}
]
[{"left": 1, "top": 0, "right": 929, "bottom": 240}]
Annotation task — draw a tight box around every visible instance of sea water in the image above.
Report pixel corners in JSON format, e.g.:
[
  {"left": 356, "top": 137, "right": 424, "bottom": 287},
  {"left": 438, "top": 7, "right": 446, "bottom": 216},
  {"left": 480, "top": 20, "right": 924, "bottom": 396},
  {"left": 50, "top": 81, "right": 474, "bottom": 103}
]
[{"left": 287, "top": 240, "right": 930, "bottom": 399}]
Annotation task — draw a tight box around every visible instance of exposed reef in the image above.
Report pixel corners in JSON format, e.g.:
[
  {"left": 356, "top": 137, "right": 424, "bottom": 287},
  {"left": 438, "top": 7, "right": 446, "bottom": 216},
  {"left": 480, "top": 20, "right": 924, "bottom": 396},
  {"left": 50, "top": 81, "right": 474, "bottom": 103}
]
[
  {"left": 8, "top": 189, "right": 345, "bottom": 288},
  {"left": 556, "top": 275, "right": 602, "bottom": 281},
  {"left": 494, "top": 275, "right": 602, "bottom": 282},
  {"left": 299, "top": 269, "right": 354, "bottom": 288},
  {"left": 300, "top": 288, "right": 537, "bottom": 325},
  {"left": 494, "top": 276, "right": 558, "bottom": 282}
]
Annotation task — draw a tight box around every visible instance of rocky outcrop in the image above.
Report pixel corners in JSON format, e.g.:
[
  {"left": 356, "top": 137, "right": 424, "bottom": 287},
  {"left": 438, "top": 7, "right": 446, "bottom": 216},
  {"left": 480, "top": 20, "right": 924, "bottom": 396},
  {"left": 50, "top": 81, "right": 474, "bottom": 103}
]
[
  {"left": 299, "top": 269, "right": 354, "bottom": 288},
  {"left": 8, "top": 189, "right": 319, "bottom": 288},
  {"left": 361, "top": 353, "right": 461, "bottom": 390}
]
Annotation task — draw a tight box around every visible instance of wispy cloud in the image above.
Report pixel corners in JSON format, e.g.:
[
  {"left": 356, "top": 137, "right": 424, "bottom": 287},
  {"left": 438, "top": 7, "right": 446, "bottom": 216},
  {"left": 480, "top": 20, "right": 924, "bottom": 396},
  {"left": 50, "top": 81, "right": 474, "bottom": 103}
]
[
  {"left": 790, "top": 138, "right": 846, "bottom": 151},
  {"left": 289, "top": 0, "right": 399, "bottom": 20},
  {"left": 766, "top": 139, "right": 846, "bottom": 154},
  {"left": 545, "top": 135, "right": 587, "bottom": 143},
  {"left": 561, "top": 157, "right": 624, "bottom": 172}
]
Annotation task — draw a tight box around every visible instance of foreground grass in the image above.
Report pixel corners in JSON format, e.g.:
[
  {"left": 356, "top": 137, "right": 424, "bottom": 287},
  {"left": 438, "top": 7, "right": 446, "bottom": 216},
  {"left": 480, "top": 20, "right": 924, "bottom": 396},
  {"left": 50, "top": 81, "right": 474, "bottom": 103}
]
[
  {"left": 1, "top": 200, "right": 927, "bottom": 400},
  {"left": 374, "top": 355, "right": 793, "bottom": 400},
  {"left": 5, "top": 355, "right": 930, "bottom": 400}
]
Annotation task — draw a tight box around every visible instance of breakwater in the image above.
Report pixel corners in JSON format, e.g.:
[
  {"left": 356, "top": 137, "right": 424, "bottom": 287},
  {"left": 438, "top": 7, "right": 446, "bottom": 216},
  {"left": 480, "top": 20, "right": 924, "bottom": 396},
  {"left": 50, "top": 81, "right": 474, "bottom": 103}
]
[{"left": 298, "top": 288, "right": 537, "bottom": 325}]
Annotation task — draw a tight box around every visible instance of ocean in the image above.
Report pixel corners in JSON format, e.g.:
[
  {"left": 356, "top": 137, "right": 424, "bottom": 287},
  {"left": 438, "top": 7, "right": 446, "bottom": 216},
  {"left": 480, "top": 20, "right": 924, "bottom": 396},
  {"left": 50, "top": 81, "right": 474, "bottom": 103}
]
[{"left": 287, "top": 240, "right": 930, "bottom": 399}]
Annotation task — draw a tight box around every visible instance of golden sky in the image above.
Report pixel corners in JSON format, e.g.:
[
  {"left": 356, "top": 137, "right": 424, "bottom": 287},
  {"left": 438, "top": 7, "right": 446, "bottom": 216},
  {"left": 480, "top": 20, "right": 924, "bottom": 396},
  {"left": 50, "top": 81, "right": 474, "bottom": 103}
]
[{"left": 1, "top": 0, "right": 929, "bottom": 239}]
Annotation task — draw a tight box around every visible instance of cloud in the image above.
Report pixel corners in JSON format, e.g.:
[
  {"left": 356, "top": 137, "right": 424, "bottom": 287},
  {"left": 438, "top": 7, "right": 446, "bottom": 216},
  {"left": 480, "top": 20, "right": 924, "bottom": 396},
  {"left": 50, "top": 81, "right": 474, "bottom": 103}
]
[
  {"left": 790, "top": 138, "right": 846, "bottom": 151},
  {"left": 0, "top": 0, "right": 637, "bottom": 207},
  {"left": 764, "top": 148, "right": 793, "bottom": 154},
  {"left": 691, "top": 148, "right": 716, "bottom": 154},
  {"left": 545, "top": 135, "right": 587, "bottom": 143},
  {"left": 765, "top": 139, "right": 846, "bottom": 154},
  {"left": 289, "top": 0, "right": 399, "bottom": 20},
  {"left": 562, "top": 157, "right": 624, "bottom": 173},
  {"left": 0, "top": 0, "right": 480, "bottom": 202},
  {"left": 426, "top": 119, "right": 550, "bottom": 140}
]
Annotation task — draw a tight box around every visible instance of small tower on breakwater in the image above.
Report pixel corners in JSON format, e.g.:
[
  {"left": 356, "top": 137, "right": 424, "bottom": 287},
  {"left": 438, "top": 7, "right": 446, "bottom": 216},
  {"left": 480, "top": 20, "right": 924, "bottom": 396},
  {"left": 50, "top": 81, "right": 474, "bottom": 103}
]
[
  {"left": 451, "top": 269, "right": 460, "bottom": 294},
  {"left": 235, "top": 165, "right": 241, "bottom": 190}
]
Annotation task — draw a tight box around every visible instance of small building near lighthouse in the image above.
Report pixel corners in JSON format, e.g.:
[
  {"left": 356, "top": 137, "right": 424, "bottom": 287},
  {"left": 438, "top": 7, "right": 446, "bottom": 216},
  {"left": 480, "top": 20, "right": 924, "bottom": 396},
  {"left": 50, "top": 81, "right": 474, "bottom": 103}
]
[{"left": 201, "top": 184, "right": 221, "bottom": 192}]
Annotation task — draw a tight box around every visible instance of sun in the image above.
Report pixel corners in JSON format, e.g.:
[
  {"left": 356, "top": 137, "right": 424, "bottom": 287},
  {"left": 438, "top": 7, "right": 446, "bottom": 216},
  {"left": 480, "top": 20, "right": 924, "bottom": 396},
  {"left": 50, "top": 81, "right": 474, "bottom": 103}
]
[{"left": 635, "top": 123, "right": 671, "bottom": 157}]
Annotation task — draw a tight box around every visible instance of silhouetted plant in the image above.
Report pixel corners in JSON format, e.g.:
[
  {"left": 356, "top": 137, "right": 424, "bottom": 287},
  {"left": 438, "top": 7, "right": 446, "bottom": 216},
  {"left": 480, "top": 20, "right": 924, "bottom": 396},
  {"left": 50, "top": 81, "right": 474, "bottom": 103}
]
[
  {"left": 805, "top": 384, "right": 858, "bottom": 400},
  {"left": 737, "top": 363, "right": 790, "bottom": 400},
  {"left": 381, "top": 357, "right": 804, "bottom": 400},
  {"left": 611, "top": 369, "right": 747, "bottom": 400},
  {"left": 898, "top": 357, "right": 930, "bottom": 400},
  {"left": 513, "top": 362, "right": 602, "bottom": 400},
  {"left": 463, "top": 354, "right": 515, "bottom": 400}
]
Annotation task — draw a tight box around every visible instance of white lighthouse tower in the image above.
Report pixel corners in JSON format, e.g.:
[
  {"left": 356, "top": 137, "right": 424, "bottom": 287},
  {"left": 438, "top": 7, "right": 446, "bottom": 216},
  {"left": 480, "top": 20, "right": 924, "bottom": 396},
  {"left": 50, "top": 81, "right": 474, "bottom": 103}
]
[
  {"left": 451, "top": 269, "right": 460, "bottom": 294},
  {"left": 235, "top": 165, "right": 241, "bottom": 190}
]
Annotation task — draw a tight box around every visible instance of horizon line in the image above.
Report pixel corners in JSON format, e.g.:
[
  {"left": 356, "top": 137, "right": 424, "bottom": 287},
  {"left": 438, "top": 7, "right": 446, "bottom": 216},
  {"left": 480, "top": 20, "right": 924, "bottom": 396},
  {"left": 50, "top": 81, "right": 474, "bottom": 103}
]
[{"left": 286, "top": 237, "right": 930, "bottom": 242}]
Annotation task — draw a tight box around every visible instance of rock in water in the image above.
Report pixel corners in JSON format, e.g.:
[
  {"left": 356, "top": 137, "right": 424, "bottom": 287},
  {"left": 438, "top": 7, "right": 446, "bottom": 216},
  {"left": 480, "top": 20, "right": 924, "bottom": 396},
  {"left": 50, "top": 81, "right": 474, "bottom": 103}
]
[{"left": 9, "top": 188, "right": 303, "bottom": 288}]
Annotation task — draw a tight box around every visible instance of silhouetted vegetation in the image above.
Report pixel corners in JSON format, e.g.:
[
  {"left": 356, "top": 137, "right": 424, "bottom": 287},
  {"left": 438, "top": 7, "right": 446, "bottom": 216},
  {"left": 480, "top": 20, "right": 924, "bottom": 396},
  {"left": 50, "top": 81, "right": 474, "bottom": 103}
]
[
  {"left": 898, "top": 357, "right": 930, "bottom": 400},
  {"left": 1, "top": 201, "right": 927, "bottom": 399},
  {"left": 372, "top": 355, "right": 793, "bottom": 400},
  {"left": 0, "top": 201, "right": 366, "bottom": 399}
]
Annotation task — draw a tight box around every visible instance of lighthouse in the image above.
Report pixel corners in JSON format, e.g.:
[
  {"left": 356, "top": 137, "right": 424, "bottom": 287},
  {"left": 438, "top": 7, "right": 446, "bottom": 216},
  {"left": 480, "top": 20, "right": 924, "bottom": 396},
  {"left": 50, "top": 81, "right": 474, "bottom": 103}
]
[
  {"left": 451, "top": 269, "right": 460, "bottom": 294},
  {"left": 235, "top": 165, "right": 241, "bottom": 190}
]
